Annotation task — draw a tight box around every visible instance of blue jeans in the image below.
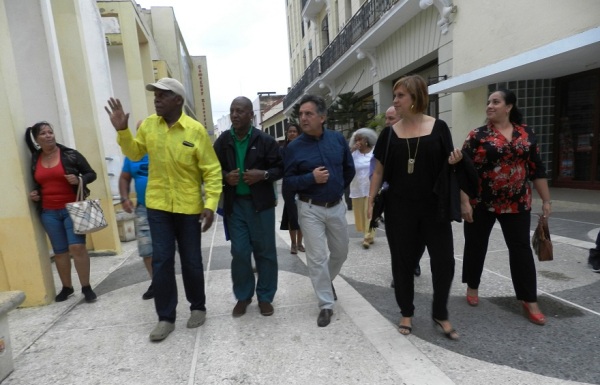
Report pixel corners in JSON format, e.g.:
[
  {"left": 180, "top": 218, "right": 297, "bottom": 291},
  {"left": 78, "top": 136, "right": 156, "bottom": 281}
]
[
  {"left": 41, "top": 208, "right": 86, "bottom": 254},
  {"left": 227, "top": 199, "right": 278, "bottom": 303},
  {"left": 147, "top": 208, "right": 206, "bottom": 323}
]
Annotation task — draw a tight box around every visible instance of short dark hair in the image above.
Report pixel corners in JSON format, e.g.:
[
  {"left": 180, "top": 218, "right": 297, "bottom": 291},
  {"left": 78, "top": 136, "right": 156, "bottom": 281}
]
[
  {"left": 299, "top": 94, "right": 327, "bottom": 116},
  {"left": 393, "top": 75, "right": 429, "bottom": 114},
  {"left": 286, "top": 122, "right": 301, "bottom": 134},
  {"left": 232, "top": 96, "right": 254, "bottom": 115}
]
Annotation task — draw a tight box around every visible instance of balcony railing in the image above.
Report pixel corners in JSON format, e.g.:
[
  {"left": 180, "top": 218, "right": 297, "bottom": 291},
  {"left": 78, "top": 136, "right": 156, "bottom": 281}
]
[{"left": 284, "top": 0, "right": 399, "bottom": 109}]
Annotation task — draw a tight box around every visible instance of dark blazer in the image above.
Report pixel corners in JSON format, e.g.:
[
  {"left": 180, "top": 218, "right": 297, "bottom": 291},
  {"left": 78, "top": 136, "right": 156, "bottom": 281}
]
[
  {"left": 213, "top": 128, "right": 283, "bottom": 216},
  {"left": 31, "top": 143, "right": 97, "bottom": 210}
]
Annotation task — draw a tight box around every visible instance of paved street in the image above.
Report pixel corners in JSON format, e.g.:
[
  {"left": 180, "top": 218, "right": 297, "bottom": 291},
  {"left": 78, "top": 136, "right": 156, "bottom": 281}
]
[{"left": 4, "top": 186, "right": 600, "bottom": 384}]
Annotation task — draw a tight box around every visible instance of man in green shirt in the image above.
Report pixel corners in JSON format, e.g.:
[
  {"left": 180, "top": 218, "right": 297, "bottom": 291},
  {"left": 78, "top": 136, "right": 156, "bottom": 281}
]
[{"left": 213, "top": 96, "right": 283, "bottom": 318}]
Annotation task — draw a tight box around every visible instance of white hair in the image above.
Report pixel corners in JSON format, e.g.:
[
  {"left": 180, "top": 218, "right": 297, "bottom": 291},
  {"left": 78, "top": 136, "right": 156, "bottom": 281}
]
[{"left": 349, "top": 128, "right": 378, "bottom": 148}]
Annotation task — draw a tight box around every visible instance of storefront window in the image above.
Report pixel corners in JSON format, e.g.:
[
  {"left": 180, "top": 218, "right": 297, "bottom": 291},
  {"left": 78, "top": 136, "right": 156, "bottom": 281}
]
[{"left": 556, "top": 71, "right": 599, "bottom": 186}]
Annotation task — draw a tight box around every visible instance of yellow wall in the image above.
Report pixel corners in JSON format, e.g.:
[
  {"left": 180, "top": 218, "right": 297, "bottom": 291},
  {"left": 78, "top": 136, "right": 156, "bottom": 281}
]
[
  {"left": 0, "top": 1, "right": 54, "bottom": 304},
  {"left": 52, "top": 0, "right": 120, "bottom": 253}
]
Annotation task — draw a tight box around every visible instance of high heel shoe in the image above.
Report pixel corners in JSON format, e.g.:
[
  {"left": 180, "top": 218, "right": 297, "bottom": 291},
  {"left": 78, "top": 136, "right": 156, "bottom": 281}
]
[
  {"left": 432, "top": 318, "right": 459, "bottom": 340},
  {"left": 466, "top": 289, "right": 479, "bottom": 307},
  {"left": 522, "top": 302, "right": 546, "bottom": 325}
]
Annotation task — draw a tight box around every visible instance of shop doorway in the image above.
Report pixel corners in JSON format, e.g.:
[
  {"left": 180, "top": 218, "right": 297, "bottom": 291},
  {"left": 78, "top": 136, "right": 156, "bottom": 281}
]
[{"left": 554, "top": 69, "right": 600, "bottom": 189}]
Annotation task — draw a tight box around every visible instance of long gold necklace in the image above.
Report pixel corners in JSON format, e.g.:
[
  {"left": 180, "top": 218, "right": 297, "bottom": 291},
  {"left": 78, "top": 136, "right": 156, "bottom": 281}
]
[{"left": 405, "top": 117, "right": 422, "bottom": 174}]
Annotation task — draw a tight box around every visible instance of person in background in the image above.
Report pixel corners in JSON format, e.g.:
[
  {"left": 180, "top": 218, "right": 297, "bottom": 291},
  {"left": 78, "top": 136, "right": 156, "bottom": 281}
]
[
  {"left": 589, "top": 230, "right": 600, "bottom": 273},
  {"left": 105, "top": 77, "right": 222, "bottom": 342},
  {"left": 461, "top": 88, "right": 551, "bottom": 326},
  {"left": 119, "top": 153, "right": 154, "bottom": 300},
  {"left": 213, "top": 96, "right": 283, "bottom": 318},
  {"left": 369, "top": 75, "right": 468, "bottom": 340},
  {"left": 280, "top": 123, "right": 304, "bottom": 254},
  {"left": 284, "top": 94, "right": 356, "bottom": 327},
  {"left": 349, "top": 128, "right": 378, "bottom": 249},
  {"left": 27, "top": 121, "right": 98, "bottom": 303}
]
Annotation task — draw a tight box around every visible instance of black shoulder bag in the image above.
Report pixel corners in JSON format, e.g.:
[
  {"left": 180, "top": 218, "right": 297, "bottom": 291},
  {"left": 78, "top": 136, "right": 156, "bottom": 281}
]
[{"left": 369, "top": 127, "right": 393, "bottom": 230}]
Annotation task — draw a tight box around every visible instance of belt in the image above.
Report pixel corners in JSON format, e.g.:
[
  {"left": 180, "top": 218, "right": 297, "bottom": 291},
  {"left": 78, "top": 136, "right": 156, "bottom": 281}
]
[{"left": 298, "top": 195, "right": 341, "bottom": 208}]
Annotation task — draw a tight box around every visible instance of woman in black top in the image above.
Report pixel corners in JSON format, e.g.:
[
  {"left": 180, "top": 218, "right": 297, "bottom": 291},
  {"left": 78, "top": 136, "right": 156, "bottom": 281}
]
[
  {"left": 369, "top": 75, "right": 466, "bottom": 340},
  {"left": 280, "top": 123, "right": 304, "bottom": 254}
]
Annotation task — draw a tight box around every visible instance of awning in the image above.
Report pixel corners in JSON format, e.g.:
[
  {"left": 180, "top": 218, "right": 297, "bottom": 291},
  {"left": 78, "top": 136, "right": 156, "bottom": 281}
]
[{"left": 429, "top": 27, "right": 600, "bottom": 94}]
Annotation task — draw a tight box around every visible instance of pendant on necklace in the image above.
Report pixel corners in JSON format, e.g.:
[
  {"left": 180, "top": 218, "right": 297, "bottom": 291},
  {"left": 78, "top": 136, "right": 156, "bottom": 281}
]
[{"left": 407, "top": 158, "right": 415, "bottom": 174}]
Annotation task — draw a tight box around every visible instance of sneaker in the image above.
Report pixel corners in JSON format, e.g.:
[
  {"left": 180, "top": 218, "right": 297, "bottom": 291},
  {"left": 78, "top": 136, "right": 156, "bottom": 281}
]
[
  {"left": 187, "top": 310, "right": 206, "bottom": 328},
  {"left": 55, "top": 286, "right": 74, "bottom": 302},
  {"left": 142, "top": 285, "right": 154, "bottom": 300},
  {"left": 81, "top": 285, "right": 97, "bottom": 303},
  {"left": 149, "top": 321, "right": 175, "bottom": 342},
  {"left": 258, "top": 302, "right": 274, "bottom": 316}
]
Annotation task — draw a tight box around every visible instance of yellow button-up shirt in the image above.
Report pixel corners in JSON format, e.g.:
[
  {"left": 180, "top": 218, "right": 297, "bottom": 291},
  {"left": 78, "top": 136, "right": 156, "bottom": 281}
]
[{"left": 117, "top": 113, "right": 222, "bottom": 215}]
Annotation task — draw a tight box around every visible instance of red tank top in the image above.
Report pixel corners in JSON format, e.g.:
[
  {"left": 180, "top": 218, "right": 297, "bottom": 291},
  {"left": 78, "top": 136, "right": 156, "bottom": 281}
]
[{"left": 35, "top": 157, "right": 77, "bottom": 209}]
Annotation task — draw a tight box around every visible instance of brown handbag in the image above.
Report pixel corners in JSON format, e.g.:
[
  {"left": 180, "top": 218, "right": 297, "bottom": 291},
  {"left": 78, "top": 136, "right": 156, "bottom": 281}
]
[{"left": 532, "top": 215, "right": 553, "bottom": 261}]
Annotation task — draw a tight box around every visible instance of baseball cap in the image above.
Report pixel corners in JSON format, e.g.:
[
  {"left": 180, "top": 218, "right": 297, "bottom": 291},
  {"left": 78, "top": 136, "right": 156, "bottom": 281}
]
[{"left": 146, "top": 77, "right": 186, "bottom": 100}]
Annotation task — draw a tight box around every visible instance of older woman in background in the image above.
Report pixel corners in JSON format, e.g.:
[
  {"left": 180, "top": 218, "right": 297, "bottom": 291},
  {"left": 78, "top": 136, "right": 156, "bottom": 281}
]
[
  {"left": 28, "top": 121, "right": 98, "bottom": 303},
  {"left": 349, "top": 128, "right": 378, "bottom": 248},
  {"left": 461, "top": 88, "right": 551, "bottom": 325}
]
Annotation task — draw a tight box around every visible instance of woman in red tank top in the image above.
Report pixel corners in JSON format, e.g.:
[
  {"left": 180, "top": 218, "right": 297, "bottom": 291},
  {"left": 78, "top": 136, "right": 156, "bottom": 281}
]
[{"left": 28, "top": 122, "right": 98, "bottom": 303}]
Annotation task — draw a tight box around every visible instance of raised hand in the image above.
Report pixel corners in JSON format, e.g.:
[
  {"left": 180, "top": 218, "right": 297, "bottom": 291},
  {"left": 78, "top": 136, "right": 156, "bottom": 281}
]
[{"left": 104, "top": 97, "right": 130, "bottom": 131}]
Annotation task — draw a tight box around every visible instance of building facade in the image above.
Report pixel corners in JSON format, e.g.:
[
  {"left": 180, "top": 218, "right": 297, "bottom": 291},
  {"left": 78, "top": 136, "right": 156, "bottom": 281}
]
[
  {"left": 284, "top": 0, "right": 600, "bottom": 190},
  {"left": 0, "top": 0, "right": 212, "bottom": 305}
]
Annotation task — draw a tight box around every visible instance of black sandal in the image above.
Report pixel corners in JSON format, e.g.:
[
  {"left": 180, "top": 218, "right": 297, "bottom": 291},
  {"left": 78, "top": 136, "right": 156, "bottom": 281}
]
[
  {"left": 398, "top": 317, "right": 412, "bottom": 336},
  {"left": 432, "top": 318, "right": 459, "bottom": 340}
]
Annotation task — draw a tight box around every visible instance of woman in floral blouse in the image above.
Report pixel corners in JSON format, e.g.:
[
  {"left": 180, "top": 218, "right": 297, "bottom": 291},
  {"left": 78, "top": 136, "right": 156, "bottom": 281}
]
[{"left": 460, "top": 88, "right": 552, "bottom": 325}]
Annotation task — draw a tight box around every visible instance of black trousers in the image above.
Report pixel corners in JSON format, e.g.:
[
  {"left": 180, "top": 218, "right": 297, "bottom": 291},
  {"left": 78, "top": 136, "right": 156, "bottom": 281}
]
[
  {"left": 462, "top": 208, "right": 538, "bottom": 302},
  {"left": 384, "top": 197, "right": 455, "bottom": 320}
]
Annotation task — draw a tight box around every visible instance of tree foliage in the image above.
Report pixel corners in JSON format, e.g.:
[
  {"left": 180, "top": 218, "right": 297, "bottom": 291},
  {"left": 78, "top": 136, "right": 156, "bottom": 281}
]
[{"left": 326, "top": 92, "right": 375, "bottom": 138}]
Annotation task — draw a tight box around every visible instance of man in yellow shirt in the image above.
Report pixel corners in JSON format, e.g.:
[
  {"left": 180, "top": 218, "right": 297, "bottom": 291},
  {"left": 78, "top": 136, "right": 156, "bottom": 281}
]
[{"left": 105, "top": 78, "right": 222, "bottom": 342}]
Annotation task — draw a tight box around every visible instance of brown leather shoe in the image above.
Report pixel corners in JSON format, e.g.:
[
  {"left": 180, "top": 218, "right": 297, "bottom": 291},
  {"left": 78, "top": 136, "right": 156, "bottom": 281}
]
[
  {"left": 232, "top": 299, "right": 252, "bottom": 317},
  {"left": 258, "top": 301, "right": 274, "bottom": 316},
  {"left": 317, "top": 309, "right": 333, "bottom": 327}
]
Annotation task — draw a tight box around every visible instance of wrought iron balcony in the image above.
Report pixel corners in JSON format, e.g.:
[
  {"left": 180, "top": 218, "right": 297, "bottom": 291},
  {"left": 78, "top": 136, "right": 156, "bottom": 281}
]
[{"left": 284, "top": 0, "right": 399, "bottom": 109}]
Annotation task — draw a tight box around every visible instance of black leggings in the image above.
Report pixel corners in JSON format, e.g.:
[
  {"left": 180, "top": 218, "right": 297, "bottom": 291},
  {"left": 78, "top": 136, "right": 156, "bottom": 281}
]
[{"left": 462, "top": 209, "right": 538, "bottom": 302}]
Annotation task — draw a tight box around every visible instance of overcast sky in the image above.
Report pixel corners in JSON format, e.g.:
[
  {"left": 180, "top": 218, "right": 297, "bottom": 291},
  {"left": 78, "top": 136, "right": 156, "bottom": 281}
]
[{"left": 135, "top": 0, "right": 291, "bottom": 124}]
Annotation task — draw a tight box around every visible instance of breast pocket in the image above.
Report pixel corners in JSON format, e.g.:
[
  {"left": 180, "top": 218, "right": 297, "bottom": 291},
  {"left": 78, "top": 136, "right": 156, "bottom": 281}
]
[{"left": 175, "top": 146, "right": 196, "bottom": 166}]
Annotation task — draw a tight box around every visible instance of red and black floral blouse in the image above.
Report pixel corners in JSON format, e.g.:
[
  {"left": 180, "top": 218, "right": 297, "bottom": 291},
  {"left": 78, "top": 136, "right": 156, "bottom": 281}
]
[{"left": 462, "top": 123, "right": 547, "bottom": 214}]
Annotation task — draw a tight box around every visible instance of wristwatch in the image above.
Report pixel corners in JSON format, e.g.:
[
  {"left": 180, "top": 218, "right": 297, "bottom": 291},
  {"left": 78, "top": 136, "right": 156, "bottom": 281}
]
[{"left": 264, "top": 171, "right": 269, "bottom": 180}]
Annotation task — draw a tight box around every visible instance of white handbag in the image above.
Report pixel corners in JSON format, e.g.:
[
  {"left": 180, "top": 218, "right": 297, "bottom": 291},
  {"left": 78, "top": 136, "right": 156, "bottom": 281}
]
[{"left": 66, "top": 177, "right": 108, "bottom": 234}]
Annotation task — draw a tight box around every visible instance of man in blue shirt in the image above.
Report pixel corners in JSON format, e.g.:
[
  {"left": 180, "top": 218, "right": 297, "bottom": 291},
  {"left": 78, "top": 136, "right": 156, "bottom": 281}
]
[
  {"left": 283, "top": 94, "right": 355, "bottom": 327},
  {"left": 119, "top": 154, "right": 154, "bottom": 300}
]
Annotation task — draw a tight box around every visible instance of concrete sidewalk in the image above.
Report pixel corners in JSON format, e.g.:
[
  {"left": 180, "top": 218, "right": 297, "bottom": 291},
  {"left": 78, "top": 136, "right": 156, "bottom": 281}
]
[{"left": 4, "top": 187, "right": 600, "bottom": 385}]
